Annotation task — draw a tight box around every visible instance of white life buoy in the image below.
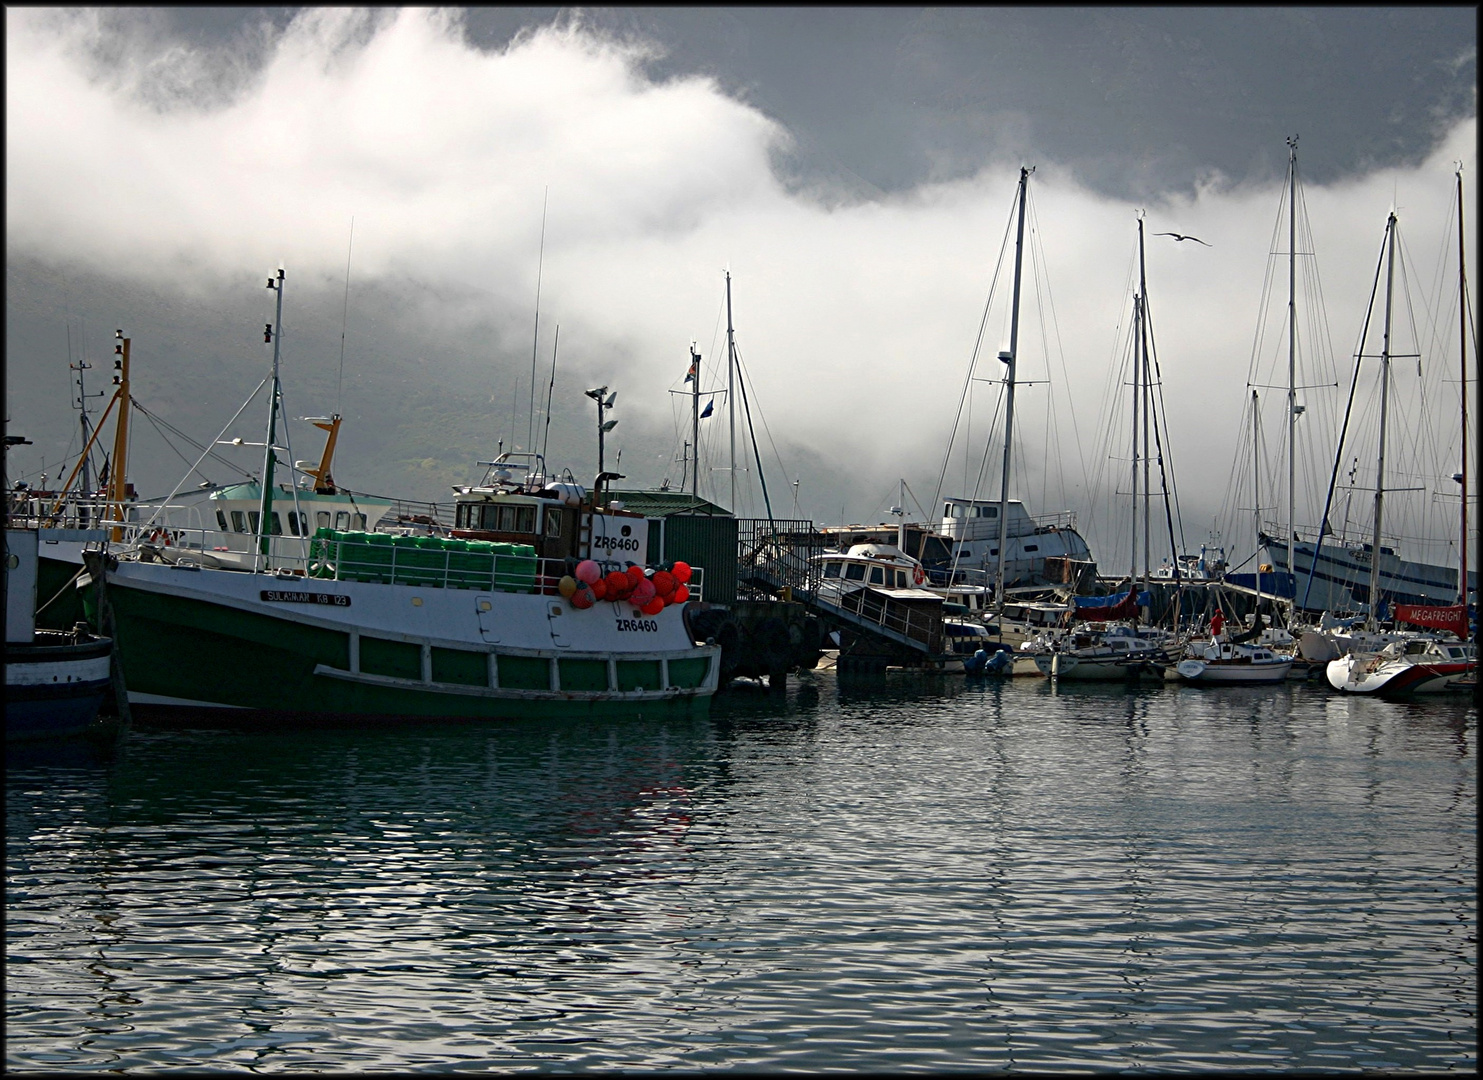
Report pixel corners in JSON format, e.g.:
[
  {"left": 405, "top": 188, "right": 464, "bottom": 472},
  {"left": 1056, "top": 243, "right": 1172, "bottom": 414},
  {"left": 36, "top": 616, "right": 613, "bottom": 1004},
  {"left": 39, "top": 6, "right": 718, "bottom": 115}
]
[{"left": 913, "top": 565, "right": 926, "bottom": 585}]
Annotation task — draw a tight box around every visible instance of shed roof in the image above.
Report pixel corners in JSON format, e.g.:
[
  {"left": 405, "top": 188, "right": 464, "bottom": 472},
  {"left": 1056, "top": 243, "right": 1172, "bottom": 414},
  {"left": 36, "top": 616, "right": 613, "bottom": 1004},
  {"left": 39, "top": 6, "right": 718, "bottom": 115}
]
[{"left": 608, "top": 489, "right": 731, "bottom": 518}]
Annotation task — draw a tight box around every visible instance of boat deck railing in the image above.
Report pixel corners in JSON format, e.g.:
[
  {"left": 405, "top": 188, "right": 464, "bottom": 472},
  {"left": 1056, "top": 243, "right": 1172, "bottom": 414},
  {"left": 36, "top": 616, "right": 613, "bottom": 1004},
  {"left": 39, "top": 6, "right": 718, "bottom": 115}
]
[
  {"left": 122, "top": 525, "right": 704, "bottom": 601},
  {"left": 794, "top": 583, "right": 942, "bottom": 654}
]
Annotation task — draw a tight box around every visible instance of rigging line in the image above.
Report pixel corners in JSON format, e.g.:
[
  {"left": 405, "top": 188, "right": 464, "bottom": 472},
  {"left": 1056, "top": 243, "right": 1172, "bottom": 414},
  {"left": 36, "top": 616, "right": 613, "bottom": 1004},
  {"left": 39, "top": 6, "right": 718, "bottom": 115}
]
[
  {"left": 127, "top": 400, "right": 256, "bottom": 481},
  {"left": 1140, "top": 286, "right": 1187, "bottom": 554},
  {"left": 338, "top": 216, "right": 354, "bottom": 415},
  {"left": 133, "top": 406, "right": 219, "bottom": 486},
  {"left": 729, "top": 343, "right": 792, "bottom": 509},
  {"left": 541, "top": 324, "right": 559, "bottom": 467},
  {"left": 729, "top": 344, "right": 775, "bottom": 521},
  {"left": 528, "top": 187, "right": 548, "bottom": 454},
  {"left": 946, "top": 385, "right": 1008, "bottom": 585},
  {"left": 138, "top": 374, "right": 272, "bottom": 534},
  {"left": 1026, "top": 185, "right": 1089, "bottom": 515},
  {"left": 929, "top": 184, "right": 1017, "bottom": 520},
  {"left": 1299, "top": 221, "right": 1389, "bottom": 610}
]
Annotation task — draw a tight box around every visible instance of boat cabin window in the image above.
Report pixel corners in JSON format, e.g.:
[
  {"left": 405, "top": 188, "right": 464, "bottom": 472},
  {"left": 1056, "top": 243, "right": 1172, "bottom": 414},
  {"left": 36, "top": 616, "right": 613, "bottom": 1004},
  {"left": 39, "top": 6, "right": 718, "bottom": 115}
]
[
  {"left": 1024, "top": 544, "right": 1038, "bottom": 552},
  {"left": 269, "top": 512, "right": 284, "bottom": 535},
  {"left": 248, "top": 511, "right": 260, "bottom": 534},
  {"left": 317, "top": 511, "right": 331, "bottom": 530},
  {"left": 335, "top": 511, "right": 350, "bottom": 530},
  {"left": 823, "top": 561, "right": 842, "bottom": 578},
  {"left": 945, "top": 504, "right": 962, "bottom": 518},
  {"left": 868, "top": 566, "right": 886, "bottom": 585},
  {"left": 843, "top": 563, "right": 866, "bottom": 581},
  {"left": 351, "top": 513, "right": 367, "bottom": 531},
  {"left": 286, "top": 512, "right": 300, "bottom": 536},
  {"left": 544, "top": 508, "right": 562, "bottom": 537},
  {"left": 216, "top": 510, "right": 229, "bottom": 531},
  {"left": 231, "top": 510, "right": 246, "bottom": 532}
]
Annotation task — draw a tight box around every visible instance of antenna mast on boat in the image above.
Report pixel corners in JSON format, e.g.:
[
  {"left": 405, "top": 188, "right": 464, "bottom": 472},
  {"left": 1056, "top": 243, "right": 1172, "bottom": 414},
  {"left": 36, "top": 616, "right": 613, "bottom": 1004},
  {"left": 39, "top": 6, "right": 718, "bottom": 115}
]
[
  {"left": 70, "top": 331, "right": 103, "bottom": 517},
  {"left": 993, "top": 166, "right": 1030, "bottom": 608},
  {"left": 1369, "top": 213, "right": 1399, "bottom": 630},
  {"left": 106, "top": 329, "right": 132, "bottom": 543},
  {"left": 529, "top": 188, "right": 548, "bottom": 455},
  {"left": 259, "top": 267, "right": 286, "bottom": 567}
]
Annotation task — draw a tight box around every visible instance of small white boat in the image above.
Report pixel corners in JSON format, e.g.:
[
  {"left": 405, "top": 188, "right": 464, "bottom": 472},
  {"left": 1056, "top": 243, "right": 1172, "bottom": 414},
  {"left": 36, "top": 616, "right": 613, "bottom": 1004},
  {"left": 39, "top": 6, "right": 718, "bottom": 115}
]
[
  {"left": 1172, "top": 640, "right": 1294, "bottom": 684},
  {"left": 1032, "top": 625, "right": 1166, "bottom": 680}
]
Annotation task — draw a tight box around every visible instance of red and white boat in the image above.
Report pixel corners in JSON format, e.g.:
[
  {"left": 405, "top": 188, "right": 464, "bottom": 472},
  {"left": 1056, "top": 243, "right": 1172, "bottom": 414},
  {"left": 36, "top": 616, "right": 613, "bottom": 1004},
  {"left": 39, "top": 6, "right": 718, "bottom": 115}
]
[{"left": 1325, "top": 637, "right": 1475, "bottom": 696}]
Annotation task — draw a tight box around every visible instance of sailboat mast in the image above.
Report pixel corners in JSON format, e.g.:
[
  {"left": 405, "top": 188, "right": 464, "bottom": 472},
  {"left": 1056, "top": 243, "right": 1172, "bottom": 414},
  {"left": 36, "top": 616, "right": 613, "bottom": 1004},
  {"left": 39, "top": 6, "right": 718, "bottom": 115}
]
[
  {"left": 726, "top": 272, "right": 737, "bottom": 513},
  {"left": 691, "top": 344, "right": 701, "bottom": 498},
  {"left": 1252, "top": 389, "right": 1263, "bottom": 607},
  {"left": 1287, "top": 136, "right": 1298, "bottom": 587},
  {"left": 1130, "top": 293, "right": 1140, "bottom": 586},
  {"left": 1369, "top": 214, "right": 1398, "bottom": 627},
  {"left": 994, "top": 166, "right": 1030, "bottom": 604},
  {"left": 259, "top": 268, "right": 285, "bottom": 566},
  {"left": 1457, "top": 167, "right": 1470, "bottom": 606},
  {"left": 1138, "top": 218, "right": 1152, "bottom": 592}
]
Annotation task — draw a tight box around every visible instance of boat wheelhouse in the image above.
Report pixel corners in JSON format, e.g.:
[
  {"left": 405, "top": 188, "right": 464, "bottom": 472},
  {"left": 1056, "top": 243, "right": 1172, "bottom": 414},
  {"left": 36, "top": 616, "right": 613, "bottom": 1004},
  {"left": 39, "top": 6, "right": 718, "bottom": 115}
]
[{"left": 938, "top": 497, "right": 1094, "bottom": 588}]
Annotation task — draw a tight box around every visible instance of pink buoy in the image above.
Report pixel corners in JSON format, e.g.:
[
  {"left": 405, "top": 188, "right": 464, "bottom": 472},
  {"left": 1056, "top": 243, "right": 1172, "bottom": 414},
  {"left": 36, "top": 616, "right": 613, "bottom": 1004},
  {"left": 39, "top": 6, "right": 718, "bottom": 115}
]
[
  {"left": 575, "top": 560, "right": 601, "bottom": 585},
  {"left": 630, "top": 578, "right": 656, "bottom": 606}
]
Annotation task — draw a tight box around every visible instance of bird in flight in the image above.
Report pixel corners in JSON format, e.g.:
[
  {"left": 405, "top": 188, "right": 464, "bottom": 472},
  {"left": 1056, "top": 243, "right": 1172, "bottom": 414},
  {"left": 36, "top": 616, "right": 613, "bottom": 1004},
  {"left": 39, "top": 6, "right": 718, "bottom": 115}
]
[{"left": 1154, "top": 232, "right": 1211, "bottom": 246}]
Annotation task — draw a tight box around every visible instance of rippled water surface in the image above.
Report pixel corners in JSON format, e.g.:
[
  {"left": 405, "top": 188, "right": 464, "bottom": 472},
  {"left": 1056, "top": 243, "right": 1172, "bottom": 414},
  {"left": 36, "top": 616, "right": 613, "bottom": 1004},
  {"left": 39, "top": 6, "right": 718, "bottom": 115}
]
[{"left": 7, "top": 675, "right": 1476, "bottom": 1072}]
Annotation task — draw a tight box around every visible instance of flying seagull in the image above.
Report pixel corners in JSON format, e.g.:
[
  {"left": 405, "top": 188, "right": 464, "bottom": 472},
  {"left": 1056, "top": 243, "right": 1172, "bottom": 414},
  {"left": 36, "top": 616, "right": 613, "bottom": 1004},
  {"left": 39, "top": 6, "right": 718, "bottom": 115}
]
[{"left": 1154, "top": 232, "right": 1211, "bottom": 246}]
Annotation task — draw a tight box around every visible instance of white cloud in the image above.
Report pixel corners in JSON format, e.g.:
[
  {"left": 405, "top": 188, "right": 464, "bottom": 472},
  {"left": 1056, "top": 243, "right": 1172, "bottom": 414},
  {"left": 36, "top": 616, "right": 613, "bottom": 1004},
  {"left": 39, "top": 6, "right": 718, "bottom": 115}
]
[{"left": 7, "top": 7, "right": 1476, "bottom": 572}]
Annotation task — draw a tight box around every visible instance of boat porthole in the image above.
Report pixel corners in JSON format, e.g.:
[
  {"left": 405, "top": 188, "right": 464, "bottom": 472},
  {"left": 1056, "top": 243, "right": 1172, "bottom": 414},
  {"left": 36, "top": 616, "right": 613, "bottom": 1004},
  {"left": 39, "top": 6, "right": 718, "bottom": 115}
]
[{"left": 412, "top": 597, "right": 423, "bottom": 607}]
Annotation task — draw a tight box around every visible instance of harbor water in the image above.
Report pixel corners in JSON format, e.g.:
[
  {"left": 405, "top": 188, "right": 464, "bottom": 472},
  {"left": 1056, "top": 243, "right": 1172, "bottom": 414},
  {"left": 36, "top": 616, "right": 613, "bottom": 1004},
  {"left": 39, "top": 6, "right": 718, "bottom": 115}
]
[{"left": 6, "top": 674, "right": 1476, "bottom": 1072}]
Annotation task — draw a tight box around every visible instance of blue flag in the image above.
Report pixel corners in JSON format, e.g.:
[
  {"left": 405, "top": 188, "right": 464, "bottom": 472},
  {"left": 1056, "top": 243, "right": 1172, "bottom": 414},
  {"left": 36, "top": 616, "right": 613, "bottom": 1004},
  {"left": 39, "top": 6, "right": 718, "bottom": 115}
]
[{"left": 700, "top": 399, "right": 714, "bottom": 419}]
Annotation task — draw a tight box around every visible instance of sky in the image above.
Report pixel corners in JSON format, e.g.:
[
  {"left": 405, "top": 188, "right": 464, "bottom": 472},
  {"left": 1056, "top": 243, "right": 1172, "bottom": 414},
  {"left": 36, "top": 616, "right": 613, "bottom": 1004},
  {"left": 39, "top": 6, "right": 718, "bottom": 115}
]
[{"left": 5, "top": 6, "right": 1477, "bottom": 575}]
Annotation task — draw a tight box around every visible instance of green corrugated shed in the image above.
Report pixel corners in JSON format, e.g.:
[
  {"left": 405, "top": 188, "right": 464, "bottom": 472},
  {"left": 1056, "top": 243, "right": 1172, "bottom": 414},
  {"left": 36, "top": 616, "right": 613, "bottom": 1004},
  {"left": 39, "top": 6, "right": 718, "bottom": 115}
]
[{"left": 610, "top": 489, "right": 737, "bottom": 604}]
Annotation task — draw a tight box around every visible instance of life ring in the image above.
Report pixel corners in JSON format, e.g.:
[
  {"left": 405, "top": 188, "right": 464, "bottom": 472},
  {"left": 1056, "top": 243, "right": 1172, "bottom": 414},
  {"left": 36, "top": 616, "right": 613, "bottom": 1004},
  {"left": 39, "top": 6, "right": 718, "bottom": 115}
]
[
  {"left": 148, "top": 527, "right": 170, "bottom": 546},
  {"left": 912, "top": 565, "right": 926, "bottom": 585}
]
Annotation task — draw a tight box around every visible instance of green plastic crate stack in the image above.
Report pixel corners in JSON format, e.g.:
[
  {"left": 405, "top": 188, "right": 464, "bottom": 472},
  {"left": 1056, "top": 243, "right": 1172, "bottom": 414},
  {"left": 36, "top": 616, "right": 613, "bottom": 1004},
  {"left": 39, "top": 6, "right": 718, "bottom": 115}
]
[{"left": 491, "top": 541, "right": 538, "bottom": 592}]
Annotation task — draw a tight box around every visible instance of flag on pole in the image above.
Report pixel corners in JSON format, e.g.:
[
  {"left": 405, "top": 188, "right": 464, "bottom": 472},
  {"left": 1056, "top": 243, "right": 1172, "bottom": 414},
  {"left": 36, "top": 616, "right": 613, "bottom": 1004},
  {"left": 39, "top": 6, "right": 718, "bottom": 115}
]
[
  {"left": 700, "top": 399, "right": 714, "bottom": 419},
  {"left": 684, "top": 359, "right": 697, "bottom": 383}
]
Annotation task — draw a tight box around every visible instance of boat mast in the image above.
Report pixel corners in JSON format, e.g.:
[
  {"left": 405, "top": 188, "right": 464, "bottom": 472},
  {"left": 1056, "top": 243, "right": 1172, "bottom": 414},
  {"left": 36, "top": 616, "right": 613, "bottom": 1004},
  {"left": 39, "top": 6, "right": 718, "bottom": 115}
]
[
  {"left": 1252, "top": 389, "right": 1263, "bottom": 608},
  {"left": 726, "top": 271, "right": 737, "bottom": 514},
  {"left": 1457, "top": 167, "right": 1470, "bottom": 606},
  {"left": 259, "top": 267, "right": 285, "bottom": 568},
  {"left": 1286, "top": 136, "right": 1298, "bottom": 588},
  {"left": 994, "top": 166, "right": 1030, "bottom": 606},
  {"left": 70, "top": 343, "right": 101, "bottom": 523},
  {"left": 106, "top": 330, "right": 132, "bottom": 543},
  {"left": 1130, "top": 293, "right": 1140, "bottom": 588},
  {"left": 1369, "top": 214, "right": 1398, "bottom": 629},
  {"left": 1138, "top": 218, "right": 1152, "bottom": 597},
  {"left": 691, "top": 343, "right": 702, "bottom": 498}
]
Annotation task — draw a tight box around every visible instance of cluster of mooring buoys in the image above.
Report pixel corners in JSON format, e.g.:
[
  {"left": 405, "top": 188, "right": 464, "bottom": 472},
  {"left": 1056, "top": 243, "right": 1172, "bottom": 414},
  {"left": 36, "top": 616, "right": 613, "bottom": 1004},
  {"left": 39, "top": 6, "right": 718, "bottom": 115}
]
[{"left": 559, "top": 559, "right": 692, "bottom": 614}]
